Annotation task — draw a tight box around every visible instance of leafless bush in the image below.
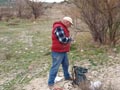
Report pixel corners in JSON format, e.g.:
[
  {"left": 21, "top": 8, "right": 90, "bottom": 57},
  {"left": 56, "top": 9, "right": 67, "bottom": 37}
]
[
  {"left": 71, "top": 0, "right": 120, "bottom": 46},
  {"left": 0, "top": 7, "right": 15, "bottom": 21},
  {"left": 0, "top": 0, "right": 44, "bottom": 20},
  {"left": 14, "top": 0, "right": 27, "bottom": 18},
  {"left": 25, "top": 0, "right": 44, "bottom": 19}
]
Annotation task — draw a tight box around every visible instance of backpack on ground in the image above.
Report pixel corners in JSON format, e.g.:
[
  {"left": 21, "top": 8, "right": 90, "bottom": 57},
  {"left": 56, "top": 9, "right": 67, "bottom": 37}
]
[{"left": 71, "top": 66, "right": 88, "bottom": 86}]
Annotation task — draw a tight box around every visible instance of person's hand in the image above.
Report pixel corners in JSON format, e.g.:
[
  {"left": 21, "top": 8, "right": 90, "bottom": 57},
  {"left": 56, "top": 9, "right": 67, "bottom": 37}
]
[{"left": 70, "top": 37, "right": 75, "bottom": 43}]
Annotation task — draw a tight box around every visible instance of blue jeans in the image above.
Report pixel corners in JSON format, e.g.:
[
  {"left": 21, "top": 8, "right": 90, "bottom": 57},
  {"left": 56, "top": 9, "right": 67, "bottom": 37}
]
[{"left": 48, "top": 51, "right": 70, "bottom": 86}]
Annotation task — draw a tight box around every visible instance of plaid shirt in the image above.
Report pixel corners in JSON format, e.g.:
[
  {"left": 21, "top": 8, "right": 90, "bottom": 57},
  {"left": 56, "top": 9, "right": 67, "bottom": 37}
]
[{"left": 54, "top": 26, "right": 71, "bottom": 44}]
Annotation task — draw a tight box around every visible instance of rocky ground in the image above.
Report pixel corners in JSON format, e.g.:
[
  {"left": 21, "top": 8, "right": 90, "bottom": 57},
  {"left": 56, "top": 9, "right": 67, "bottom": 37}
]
[{"left": 23, "top": 56, "right": 120, "bottom": 90}]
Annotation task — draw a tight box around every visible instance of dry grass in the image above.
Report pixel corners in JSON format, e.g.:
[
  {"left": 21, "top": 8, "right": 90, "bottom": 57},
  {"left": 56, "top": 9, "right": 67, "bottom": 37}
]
[{"left": 0, "top": 18, "right": 120, "bottom": 90}]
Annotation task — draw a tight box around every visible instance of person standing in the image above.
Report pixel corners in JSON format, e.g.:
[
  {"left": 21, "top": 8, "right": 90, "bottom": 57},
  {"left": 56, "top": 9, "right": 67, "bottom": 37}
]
[{"left": 48, "top": 16, "right": 73, "bottom": 90}]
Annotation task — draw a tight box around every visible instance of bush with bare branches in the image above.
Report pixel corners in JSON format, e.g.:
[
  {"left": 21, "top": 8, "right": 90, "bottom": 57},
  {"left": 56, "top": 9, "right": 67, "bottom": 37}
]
[
  {"left": 71, "top": 0, "right": 120, "bottom": 46},
  {"left": 25, "top": 0, "right": 44, "bottom": 19}
]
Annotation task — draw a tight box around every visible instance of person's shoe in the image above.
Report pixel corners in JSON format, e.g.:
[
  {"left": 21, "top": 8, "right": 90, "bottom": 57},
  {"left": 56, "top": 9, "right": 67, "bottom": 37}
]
[{"left": 65, "top": 77, "right": 73, "bottom": 81}]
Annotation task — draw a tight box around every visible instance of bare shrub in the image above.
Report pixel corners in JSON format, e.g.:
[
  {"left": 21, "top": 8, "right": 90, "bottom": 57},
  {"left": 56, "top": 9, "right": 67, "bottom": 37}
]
[
  {"left": 25, "top": 0, "right": 44, "bottom": 19},
  {"left": 71, "top": 0, "right": 120, "bottom": 46},
  {"left": 0, "top": 7, "right": 14, "bottom": 21}
]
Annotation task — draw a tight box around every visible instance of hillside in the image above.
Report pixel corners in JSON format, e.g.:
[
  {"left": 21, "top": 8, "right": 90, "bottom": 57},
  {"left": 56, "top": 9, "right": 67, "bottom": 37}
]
[
  {"left": 42, "top": 1, "right": 76, "bottom": 19},
  {"left": 0, "top": 0, "right": 8, "bottom": 5}
]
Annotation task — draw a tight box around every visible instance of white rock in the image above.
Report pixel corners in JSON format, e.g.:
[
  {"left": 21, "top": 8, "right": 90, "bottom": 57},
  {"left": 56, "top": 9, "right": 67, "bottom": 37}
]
[
  {"left": 90, "top": 81, "right": 102, "bottom": 90},
  {"left": 93, "top": 81, "right": 102, "bottom": 88}
]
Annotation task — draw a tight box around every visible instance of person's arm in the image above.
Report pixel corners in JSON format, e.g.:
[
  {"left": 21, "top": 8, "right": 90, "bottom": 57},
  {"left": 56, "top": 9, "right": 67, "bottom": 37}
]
[{"left": 54, "top": 26, "right": 72, "bottom": 44}]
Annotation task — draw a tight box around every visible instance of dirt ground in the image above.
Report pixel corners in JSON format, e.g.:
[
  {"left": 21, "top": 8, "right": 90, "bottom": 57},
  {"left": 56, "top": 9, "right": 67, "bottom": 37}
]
[{"left": 23, "top": 63, "right": 120, "bottom": 90}]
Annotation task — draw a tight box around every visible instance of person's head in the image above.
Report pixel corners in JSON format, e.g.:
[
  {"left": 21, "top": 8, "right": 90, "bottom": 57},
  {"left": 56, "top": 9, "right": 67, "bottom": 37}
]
[{"left": 62, "top": 16, "right": 73, "bottom": 28}]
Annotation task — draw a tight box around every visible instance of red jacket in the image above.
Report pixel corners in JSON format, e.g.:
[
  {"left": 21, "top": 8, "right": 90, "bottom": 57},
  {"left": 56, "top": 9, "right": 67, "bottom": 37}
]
[{"left": 51, "top": 21, "right": 70, "bottom": 52}]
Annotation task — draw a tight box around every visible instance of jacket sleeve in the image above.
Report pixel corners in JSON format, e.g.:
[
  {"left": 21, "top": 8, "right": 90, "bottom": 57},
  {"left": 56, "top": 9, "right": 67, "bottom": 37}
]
[{"left": 54, "top": 26, "right": 71, "bottom": 44}]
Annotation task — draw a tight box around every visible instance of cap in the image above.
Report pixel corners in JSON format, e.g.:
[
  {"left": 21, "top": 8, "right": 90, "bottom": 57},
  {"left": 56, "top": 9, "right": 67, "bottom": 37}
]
[{"left": 63, "top": 16, "right": 73, "bottom": 24}]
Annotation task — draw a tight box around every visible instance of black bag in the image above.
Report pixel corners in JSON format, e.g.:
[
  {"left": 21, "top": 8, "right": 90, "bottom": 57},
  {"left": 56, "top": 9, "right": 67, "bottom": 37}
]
[{"left": 72, "top": 66, "right": 88, "bottom": 86}]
